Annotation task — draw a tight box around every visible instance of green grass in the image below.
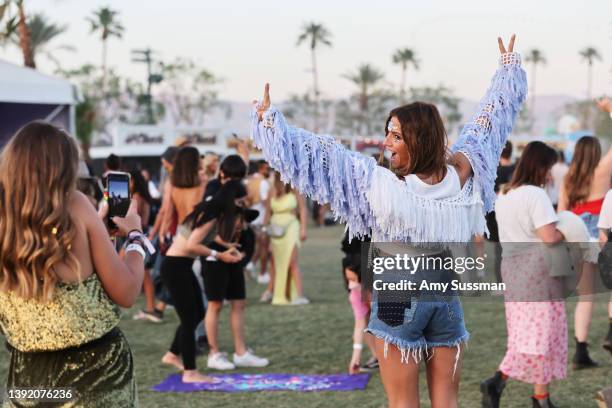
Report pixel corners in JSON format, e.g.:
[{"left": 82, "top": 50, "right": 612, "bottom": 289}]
[{"left": 1, "top": 224, "right": 611, "bottom": 407}]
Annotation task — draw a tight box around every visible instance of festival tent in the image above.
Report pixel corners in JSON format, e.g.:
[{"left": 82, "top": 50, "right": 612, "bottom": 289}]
[{"left": 0, "top": 59, "right": 75, "bottom": 147}]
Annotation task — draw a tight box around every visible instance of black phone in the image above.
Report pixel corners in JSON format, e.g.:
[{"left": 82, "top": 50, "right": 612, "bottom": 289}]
[{"left": 105, "top": 172, "right": 131, "bottom": 229}]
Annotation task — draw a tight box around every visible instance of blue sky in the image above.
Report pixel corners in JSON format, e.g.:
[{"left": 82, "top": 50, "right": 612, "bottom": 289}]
[{"left": 3, "top": 0, "right": 611, "bottom": 102}]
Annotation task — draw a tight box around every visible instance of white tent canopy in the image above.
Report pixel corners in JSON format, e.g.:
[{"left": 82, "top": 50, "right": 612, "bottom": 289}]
[
  {"left": 0, "top": 59, "right": 76, "bottom": 146},
  {"left": 0, "top": 59, "right": 74, "bottom": 104}
]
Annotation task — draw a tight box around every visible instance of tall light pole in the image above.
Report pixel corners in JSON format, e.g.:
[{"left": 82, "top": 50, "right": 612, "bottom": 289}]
[{"left": 131, "top": 48, "right": 163, "bottom": 124}]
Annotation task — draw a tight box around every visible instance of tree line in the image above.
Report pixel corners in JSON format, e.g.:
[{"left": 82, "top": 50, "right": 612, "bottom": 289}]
[{"left": 0, "top": 3, "right": 609, "bottom": 154}]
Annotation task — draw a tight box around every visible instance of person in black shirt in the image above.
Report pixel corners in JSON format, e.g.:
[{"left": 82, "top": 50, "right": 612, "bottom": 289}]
[
  {"left": 203, "top": 155, "right": 247, "bottom": 200},
  {"left": 494, "top": 141, "right": 516, "bottom": 194},
  {"left": 196, "top": 180, "right": 270, "bottom": 370},
  {"left": 485, "top": 140, "right": 515, "bottom": 284}
]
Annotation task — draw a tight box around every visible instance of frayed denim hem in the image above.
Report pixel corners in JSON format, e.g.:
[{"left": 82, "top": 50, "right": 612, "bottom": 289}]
[
  {"left": 365, "top": 328, "right": 469, "bottom": 377},
  {"left": 426, "top": 332, "right": 470, "bottom": 349}
]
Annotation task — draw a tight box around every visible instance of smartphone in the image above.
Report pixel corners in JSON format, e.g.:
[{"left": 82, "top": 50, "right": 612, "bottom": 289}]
[{"left": 105, "top": 171, "right": 131, "bottom": 230}]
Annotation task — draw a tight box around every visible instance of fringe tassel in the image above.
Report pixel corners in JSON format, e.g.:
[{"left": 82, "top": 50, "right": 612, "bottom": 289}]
[
  {"left": 453, "top": 343, "right": 462, "bottom": 380},
  {"left": 371, "top": 330, "right": 467, "bottom": 378},
  {"left": 451, "top": 53, "right": 527, "bottom": 215},
  {"left": 251, "top": 51, "right": 526, "bottom": 243},
  {"left": 366, "top": 166, "right": 486, "bottom": 242},
  {"left": 251, "top": 107, "right": 376, "bottom": 239}
]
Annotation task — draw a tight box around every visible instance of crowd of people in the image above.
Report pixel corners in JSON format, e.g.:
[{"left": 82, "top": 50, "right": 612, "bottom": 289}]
[
  {"left": 80, "top": 137, "right": 320, "bottom": 381},
  {"left": 0, "top": 33, "right": 612, "bottom": 407}
]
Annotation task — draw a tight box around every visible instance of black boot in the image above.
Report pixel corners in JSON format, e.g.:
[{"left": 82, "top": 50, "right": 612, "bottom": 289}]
[
  {"left": 604, "top": 320, "right": 612, "bottom": 356},
  {"left": 480, "top": 371, "right": 506, "bottom": 408},
  {"left": 573, "top": 337, "right": 599, "bottom": 369},
  {"left": 531, "top": 396, "right": 557, "bottom": 408}
]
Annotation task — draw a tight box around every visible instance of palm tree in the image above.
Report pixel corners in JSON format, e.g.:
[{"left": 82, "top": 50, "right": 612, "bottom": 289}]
[
  {"left": 525, "top": 48, "right": 546, "bottom": 113},
  {"left": 579, "top": 47, "right": 602, "bottom": 128},
  {"left": 9, "top": 14, "right": 70, "bottom": 69},
  {"left": 0, "top": 0, "right": 34, "bottom": 68},
  {"left": 342, "top": 63, "right": 384, "bottom": 135},
  {"left": 296, "top": 22, "right": 332, "bottom": 132},
  {"left": 392, "top": 48, "right": 419, "bottom": 103},
  {"left": 579, "top": 47, "right": 602, "bottom": 100},
  {"left": 87, "top": 7, "right": 124, "bottom": 91}
]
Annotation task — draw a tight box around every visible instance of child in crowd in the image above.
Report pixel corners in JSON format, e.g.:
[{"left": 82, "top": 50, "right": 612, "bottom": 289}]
[{"left": 341, "top": 232, "right": 377, "bottom": 374}]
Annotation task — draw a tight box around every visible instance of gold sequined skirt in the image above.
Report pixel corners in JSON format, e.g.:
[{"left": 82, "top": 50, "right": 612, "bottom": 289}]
[{"left": 3, "top": 327, "right": 137, "bottom": 408}]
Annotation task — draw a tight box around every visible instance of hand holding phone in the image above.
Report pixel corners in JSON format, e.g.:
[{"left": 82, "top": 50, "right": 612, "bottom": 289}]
[
  {"left": 105, "top": 172, "right": 131, "bottom": 230},
  {"left": 113, "top": 199, "right": 143, "bottom": 235},
  {"left": 99, "top": 199, "right": 142, "bottom": 237}
]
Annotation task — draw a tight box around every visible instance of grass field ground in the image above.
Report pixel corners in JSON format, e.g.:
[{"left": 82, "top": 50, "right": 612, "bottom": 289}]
[{"left": 0, "top": 224, "right": 610, "bottom": 407}]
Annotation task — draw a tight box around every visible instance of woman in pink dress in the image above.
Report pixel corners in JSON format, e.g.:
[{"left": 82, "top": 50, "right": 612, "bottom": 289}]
[{"left": 481, "top": 141, "right": 567, "bottom": 408}]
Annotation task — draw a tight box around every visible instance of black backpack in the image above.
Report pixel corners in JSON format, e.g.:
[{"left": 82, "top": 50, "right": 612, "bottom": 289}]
[{"left": 597, "top": 229, "right": 612, "bottom": 290}]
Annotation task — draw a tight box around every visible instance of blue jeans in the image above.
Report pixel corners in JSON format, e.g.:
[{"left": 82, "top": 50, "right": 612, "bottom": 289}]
[
  {"left": 366, "top": 253, "right": 469, "bottom": 364},
  {"left": 579, "top": 212, "right": 600, "bottom": 239},
  {"left": 368, "top": 297, "right": 467, "bottom": 350}
]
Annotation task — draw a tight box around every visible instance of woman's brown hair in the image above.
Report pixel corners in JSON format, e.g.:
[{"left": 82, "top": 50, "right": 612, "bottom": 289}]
[
  {"left": 0, "top": 121, "right": 80, "bottom": 301},
  {"left": 382, "top": 102, "right": 449, "bottom": 178},
  {"left": 272, "top": 171, "right": 292, "bottom": 198},
  {"left": 505, "top": 141, "right": 557, "bottom": 192},
  {"left": 564, "top": 136, "right": 601, "bottom": 209},
  {"left": 170, "top": 146, "right": 201, "bottom": 188}
]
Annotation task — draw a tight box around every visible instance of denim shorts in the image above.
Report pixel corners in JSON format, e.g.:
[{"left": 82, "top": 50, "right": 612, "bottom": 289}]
[
  {"left": 366, "top": 253, "right": 469, "bottom": 364},
  {"left": 579, "top": 212, "right": 600, "bottom": 239}
]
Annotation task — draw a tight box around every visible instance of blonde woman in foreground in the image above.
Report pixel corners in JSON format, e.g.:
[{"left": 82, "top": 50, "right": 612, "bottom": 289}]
[{"left": 0, "top": 122, "right": 147, "bottom": 407}]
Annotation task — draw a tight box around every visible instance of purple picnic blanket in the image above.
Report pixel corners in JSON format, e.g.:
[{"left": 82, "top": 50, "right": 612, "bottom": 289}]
[{"left": 151, "top": 373, "right": 370, "bottom": 393}]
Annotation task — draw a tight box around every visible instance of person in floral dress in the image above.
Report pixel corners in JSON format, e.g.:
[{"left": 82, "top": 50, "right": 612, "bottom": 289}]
[{"left": 481, "top": 141, "right": 567, "bottom": 408}]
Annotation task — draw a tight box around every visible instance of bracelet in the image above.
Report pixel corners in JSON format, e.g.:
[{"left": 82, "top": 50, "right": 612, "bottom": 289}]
[
  {"left": 126, "top": 231, "right": 156, "bottom": 255},
  {"left": 126, "top": 243, "right": 146, "bottom": 260},
  {"left": 352, "top": 343, "right": 363, "bottom": 350},
  {"left": 210, "top": 250, "right": 218, "bottom": 260}
]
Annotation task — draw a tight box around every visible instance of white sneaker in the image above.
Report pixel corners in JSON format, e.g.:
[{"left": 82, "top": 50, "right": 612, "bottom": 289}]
[
  {"left": 132, "top": 310, "right": 162, "bottom": 323},
  {"left": 292, "top": 296, "right": 310, "bottom": 305},
  {"left": 259, "top": 290, "right": 272, "bottom": 303},
  {"left": 233, "top": 350, "right": 269, "bottom": 367},
  {"left": 246, "top": 262, "right": 257, "bottom": 280},
  {"left": 207, "top": 352, "right": 235, "bottom": 370},
  {"left": 257, "top": 273, "right": 270, "bottom": 284}
]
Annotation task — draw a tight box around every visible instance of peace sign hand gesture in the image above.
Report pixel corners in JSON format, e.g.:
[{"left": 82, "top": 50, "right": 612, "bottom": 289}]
[{"left": 497, "top": 34, "right": 516, "bottom": 55}]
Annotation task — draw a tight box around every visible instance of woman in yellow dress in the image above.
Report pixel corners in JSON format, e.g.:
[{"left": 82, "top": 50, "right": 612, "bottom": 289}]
[
  {"left": 0, "top": 122, "right": 146, "bottom": 407},
  {"left": 261, "top": 172, "right": 309, "bottom": 305}
]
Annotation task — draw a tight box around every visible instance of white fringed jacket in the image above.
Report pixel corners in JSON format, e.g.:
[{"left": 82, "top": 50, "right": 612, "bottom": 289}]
[{"left": 251, "top": 52, "right": 527, "bottom": 243}]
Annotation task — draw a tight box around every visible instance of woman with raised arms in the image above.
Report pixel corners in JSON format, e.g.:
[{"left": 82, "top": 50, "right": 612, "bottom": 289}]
[{"left": 251, "top": 35, "right": 526, "bottom": 408}]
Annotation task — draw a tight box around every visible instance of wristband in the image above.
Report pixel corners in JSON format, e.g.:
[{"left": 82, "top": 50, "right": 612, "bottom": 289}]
[
  {"left": 210, "top": 250, "right": 218, "bottom": 260},
  {"left": 126, "top": 243, "right": 146, "bottom": 260},
  {"left": 352, "top": 343, "right": 363, "bottom": 350},
  {"left": 127, "top": 231, "right": 156, "bottom": 255}
]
